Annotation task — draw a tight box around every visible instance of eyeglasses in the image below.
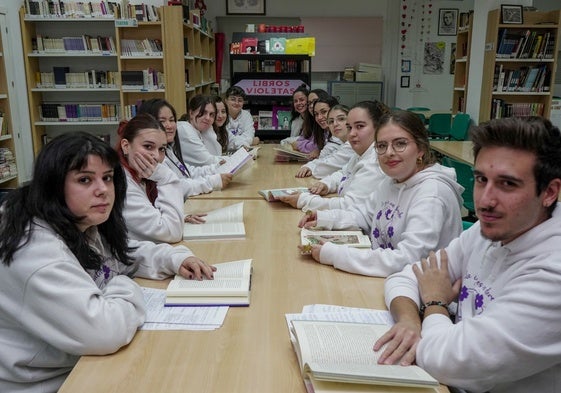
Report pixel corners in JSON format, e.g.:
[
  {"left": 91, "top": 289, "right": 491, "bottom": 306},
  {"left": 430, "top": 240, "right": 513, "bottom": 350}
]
[
  {"left": 374, "top": 138, "right": 411, "bottom": 155},
  {"left": 228, "top": 97, "right": 244, "bottom": 104},
  {"left": 327, "top": 115, "right": 347, "bottom": 126}
]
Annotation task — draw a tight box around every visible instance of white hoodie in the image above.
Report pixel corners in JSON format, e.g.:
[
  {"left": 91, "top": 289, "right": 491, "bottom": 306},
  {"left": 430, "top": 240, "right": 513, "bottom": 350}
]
[
  {"left": 316, "top": 163, "right": 464, "bottom": 277},
  {"left": 303, "top": 140, "right": 355, "bottom": 179},
  {"left": 296, "top": 143, "right": 385, "bottom": 211},
  {"left": 177, "top": 121, "right": 222, "bottom": 167},
  {"left": 385, "top": 204, "right": 561, "bottom": 393}
]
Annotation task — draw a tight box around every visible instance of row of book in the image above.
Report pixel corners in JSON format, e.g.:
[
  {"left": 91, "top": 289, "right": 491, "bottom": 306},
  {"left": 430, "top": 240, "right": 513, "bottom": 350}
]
[
  {"left": 121, "top": 69, "right": 165, "bottom": 90},
  {"left": 0, "top": 148, "right": 17, "bottom": 180},
  {"left": 246, "top": 60, "right": 305, "bottom": 73},
  {"left": 39, "top": 103, "right": 120, "bottom": 122},
  {"left": 24, "top": 0, "right": 118, "bottom": 18},
  {"left": 493, "top": 64, "right": 551, "bottom": 93},
  {"left": 0, "top": 112, "right": 8, "bottom": 136},
  {"left": 490, "top": 99, "right": 544, "bottom": 119},
  {"left": 230, "top": 37, "right": 316, "bottom": 56},
  {"left": 496, "top": 28, "right": 556, "bottom": 59},
  {"left": 120, "top": 39, "right": 163, "bottom": 57},
  {"left": 32, "top": 34, "right": 115, "bottom": 54},
  {"left": 24, "top": 0, "right": 159, "bottom": 21},
  {"left": 35, "top": 69, "right": 120, "bottom": 89}
]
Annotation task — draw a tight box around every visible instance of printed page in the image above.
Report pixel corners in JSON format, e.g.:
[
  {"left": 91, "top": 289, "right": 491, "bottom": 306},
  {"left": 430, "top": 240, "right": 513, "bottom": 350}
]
[
  {"left": 219, "top": 147, "right": 253, "bottom": 174},
  {"left": 198, "top": 202, "right": 243, "bottom": 224},
  {"left": 184, "top": 203, "right": 245, "bottom": 239}
]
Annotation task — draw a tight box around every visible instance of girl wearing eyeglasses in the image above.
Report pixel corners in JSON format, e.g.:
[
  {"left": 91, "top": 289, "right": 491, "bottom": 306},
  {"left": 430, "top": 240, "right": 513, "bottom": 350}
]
[
  {"left": 298, "top": 110, "right": 463, "bottom": 277},
  {"left": 295, "top": 104, "right": 355, "bottom": 178}
]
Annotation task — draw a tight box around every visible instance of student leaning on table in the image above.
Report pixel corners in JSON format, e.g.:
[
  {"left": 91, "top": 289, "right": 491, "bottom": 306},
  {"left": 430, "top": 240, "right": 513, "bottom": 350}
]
[
  {"left": 374, "top": 117, "right": 561, "bottom": 393},
  {"left": 0, "top": 132, "right": 215, "bottom": 393},
  {"left": 138, "top": 98, "right": 232, "bottom": 199},
  {"left": 295, "top": 104, "right": 355, "bottom": 179},
  {"left": 116, "top": 114, "right": 185, "bottom": 243},
  {"left": 279, "top": 101, "right": 389, "bottom": 212},
  {"left": 177, "top": 94, "right": 223, "bottom": 167},
  {"left": 298, "top": 110, "right": 463, "bottom": 277},
  {"left": 224, "top": 85, "right": 260, "bottom": 149}
]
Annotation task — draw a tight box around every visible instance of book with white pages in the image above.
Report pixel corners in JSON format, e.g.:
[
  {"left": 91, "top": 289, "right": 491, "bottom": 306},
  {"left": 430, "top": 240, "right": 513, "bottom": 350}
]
[
  {"left": 219, "top": 147, "right": 253, "bottom": 175},
  {"left": 165, "top": 259, "right": 252, "bottom": 306},
  {"left": 290, "top": 320, "right": 439, "bottom": 391},
  {"left": 258, "top": 187, "right": 310, "bottom": 202},
  {"left": 273, "top": 146, "right": 310, "bottom": 162},
  {"left": 183, "top": 202, "right": 245, "bottom": 240}
]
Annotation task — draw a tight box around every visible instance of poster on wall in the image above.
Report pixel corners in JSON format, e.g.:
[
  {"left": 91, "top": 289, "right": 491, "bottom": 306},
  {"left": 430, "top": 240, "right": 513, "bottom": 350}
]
[{"left": 423, "top": 42, "right": 445, "bottom": 75}]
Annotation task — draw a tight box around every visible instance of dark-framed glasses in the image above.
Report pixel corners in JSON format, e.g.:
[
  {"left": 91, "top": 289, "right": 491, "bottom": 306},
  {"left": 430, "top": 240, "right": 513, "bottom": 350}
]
[{"left": 374, "top": 138, "right": 411, "bottom": 155}]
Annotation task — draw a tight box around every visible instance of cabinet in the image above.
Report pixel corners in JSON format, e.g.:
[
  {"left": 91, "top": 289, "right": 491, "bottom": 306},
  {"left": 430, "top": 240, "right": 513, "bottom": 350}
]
[
  {"left": 479, "top": 9, "right": 560, "bottom": 123},
  {"left": 327, "top": 81, "right": 383, "bottom": 108},
  {"left": 229, "top": 32, "right": 312, "bottom": 140},
  {"left": 20, "top": 5, "right": 215, "bottom": 154},
  {"left": 452, "top": 12, "right": 473, "bottom": 114},
  {"left": 0, "top": 9, "right": 19, "bottom": 188}
]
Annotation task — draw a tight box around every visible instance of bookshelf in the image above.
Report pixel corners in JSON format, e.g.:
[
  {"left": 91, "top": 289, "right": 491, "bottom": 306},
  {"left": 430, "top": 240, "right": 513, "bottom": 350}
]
[
  {"left": 229, "top": 32, "right": 312, "bottom": 140},
  {"left": 0, "top": 9, "right": 19, "bottom": 187},
  {"left": 479, "top": 9, "right": 560, "bottom": 122},
  {"left": 20, "top": 4, "right": 216, "bottom": 155},
  {"left": 452, "top": 12, "right": 473, "bottom": 114}
]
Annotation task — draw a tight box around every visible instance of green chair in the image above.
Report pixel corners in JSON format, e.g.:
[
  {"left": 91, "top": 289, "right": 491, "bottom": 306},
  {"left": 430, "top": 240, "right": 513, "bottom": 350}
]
[
  {"left": 427, "top": 113, "right": 452, "bottom": 139},
  {"left": 442, "top": 156, "right": 476, "bottom": 221},
  {"left": 415, "top": 112, "right": 427, "bottom": 125},
  {"left": 462, "top": 220, "right": 475, "bottom": 231},
  {"left": 406, "top": 107, "right": 430, "bottom": 111},
  {"left": 450, "top": 113, "right": 471, "bottom": 141}
]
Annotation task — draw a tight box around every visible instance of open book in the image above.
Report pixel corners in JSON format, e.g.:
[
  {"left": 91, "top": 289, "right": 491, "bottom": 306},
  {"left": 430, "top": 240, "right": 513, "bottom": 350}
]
[
  {"left": 165, "top": 259, "right": 252, "bottom": 306},
  {"left": 258, "top": 187, "right": 310, "bottom": 202},
  {"left": 300, "top": 228, "right": 371, "bottom": 254},
  {"left": 273, "top": 146, "right": 310, "bottom": 162},
  {"left": 219, "top": 147, "right": 253, "bottom": 175},
  {"left": 291, "top": 320, "right": 439, "bottom": 391},
  {"left": 183, "top": 202, "right": 245, "bottom": 240}
]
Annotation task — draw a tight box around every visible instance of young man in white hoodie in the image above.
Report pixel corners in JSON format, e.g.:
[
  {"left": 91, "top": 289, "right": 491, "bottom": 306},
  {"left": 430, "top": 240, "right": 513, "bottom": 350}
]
[{"left": 375, "top": 117, "right": 561, "bottom": 393}]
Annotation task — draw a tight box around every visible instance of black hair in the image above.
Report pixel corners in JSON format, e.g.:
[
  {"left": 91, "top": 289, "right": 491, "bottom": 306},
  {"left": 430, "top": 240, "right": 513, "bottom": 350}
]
[
  {"left": 225, "top": 85, "right": 247, "bottom": 100},
  {"left": 210, "top": 95, "right": 230, "bottom": 154},
  {"left": 0, "top": 132, "right": 133, "bottom": 268}
]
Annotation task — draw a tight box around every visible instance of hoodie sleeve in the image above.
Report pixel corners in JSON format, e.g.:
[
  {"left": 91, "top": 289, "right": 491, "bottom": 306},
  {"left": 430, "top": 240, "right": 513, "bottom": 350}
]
[{"left": 227, "top": 110, "right": 255, "bottom": 150}]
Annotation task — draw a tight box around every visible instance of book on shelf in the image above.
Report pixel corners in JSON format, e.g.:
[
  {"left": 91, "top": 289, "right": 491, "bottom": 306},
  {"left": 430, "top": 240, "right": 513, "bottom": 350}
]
[
  {"left": 0, "top": 113, "right": 5, "bottom": 136},
  {"left": 241, "top": 37, "right": 258, "bottom": 54},
  {"left": 273, "top": 146, "right": 310, "bottom": 162},
  {"left": 290, "top": 320, "right": 439, "bottom": 392},
  {"left": 272, "top": 106, "right": 292, "bottom": 130},
  {"left": 165, "top": 259, "right": 253, "bottom": 306},
  {"left": 258, "top": 187, "right": 310, "bottom": 202},
  {"left": 300, "top": 228, "right": 371, "bottom": 255},
  {"left": 258, "top": 110, "right": 273, "bottom": 130},
  {"left": 183, "top": 202, "right": 245, "bottom": 240},
  {"left": 218, "top": 146, "right": 253, "bottom": 175}
]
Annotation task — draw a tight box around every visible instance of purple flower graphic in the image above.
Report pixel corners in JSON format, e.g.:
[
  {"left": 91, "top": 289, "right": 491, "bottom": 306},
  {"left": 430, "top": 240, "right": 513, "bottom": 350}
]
[
  {"left": 387, "top": 242, "right": 394, "bottom": 250},
  {"left": 385, "top": 209, "right": 392, "bottom": 220},
  {"left": 102, "top": 264, "right": 111, "bottom": 279},
  {"left": 388, "top": 226, "right": 394, "bottom": 237},
  {"left": 475, "top": 294, "right": 484, "bottom": 309},
  {"left": 376, "top": 210, "right": 382, "bottom": 220},
  {"left": 373, "top": 228, "right": 380, "bottom": 238},
  {"left": 459, "top": 285, "right": 469, "bottom": 301}
]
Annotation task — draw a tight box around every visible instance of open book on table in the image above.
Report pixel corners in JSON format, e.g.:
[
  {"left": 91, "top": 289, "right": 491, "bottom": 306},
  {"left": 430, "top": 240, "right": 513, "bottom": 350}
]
[
  {"left": 273, "top": 146, "right": 310, "bottom": 162},
  {"left": 183, "top": 202, "right": 245, "bottom": 240},
  {"left": 165, "top": 259, "right": 252, "bottom": 306},
  {"left": 258, "top": 187, "right": 310, "bottom": 202},
  {"left": 219, "top": 147, "right": 253, "bottom": 175},
  {"left": 300, "top": 228, "right": 371, "bottom": 254},
  {"left": 291, "top": 320, "right": 439, "bottom": 392}
]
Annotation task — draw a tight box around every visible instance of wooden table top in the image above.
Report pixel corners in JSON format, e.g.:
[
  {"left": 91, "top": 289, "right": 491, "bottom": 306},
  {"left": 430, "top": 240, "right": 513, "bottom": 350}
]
[{"left": 430, "top": 140, "right": 474, "bottom": 166}]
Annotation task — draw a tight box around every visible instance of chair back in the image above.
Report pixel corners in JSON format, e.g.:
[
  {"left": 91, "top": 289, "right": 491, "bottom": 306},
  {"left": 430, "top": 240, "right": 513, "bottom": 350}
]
[
  {"left": 406, "top": 107, "right": 430, "bottom": 111},
  {"left": 450, "top": 113, "right": 471, "bottom": 141},
  {"left": 428, "top": 113, "right": 452, "bottom": 138},
  {"left": 441, "top": 156, "right": 475, "bottom": 216},
  {"left": 415, "top": 112, "right": 427, "bottom": 125}
]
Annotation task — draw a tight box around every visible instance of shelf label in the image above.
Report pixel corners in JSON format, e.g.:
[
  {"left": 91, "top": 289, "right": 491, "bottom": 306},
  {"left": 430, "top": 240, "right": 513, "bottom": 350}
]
[
  {"left": 115, "top": 19, "right": 138, "bottom": 27},
  {"left": 234, "top": 79, "right": 308, "bottom": 96}
]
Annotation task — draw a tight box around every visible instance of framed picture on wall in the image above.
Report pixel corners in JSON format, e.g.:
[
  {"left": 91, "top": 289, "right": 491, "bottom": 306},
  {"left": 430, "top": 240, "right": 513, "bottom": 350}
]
[
  {"left": 226, "top": 0, "right": 266, "bottom": 15},
  {"left": 438, "top": 8, "right": 458, "bottom": 36},
  {"left": 400, "top": 76, "right": 410, "bottom": 88},
  {"left": 501, "top": 4, "right": 523, "bottom": 24},
  {"left": 401, "top": 59, "right": 411, "bottom": 73}
]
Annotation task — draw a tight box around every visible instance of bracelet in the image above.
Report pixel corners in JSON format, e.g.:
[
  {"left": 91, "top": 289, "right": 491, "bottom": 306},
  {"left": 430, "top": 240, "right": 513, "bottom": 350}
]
[{"left": 419, "top": 300, "right": 448, "bottom": 315}]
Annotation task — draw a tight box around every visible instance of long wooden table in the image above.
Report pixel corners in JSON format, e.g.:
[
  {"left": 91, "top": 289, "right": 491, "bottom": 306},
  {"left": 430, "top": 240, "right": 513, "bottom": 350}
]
[
  {"left": 193, "top": 143, "right": 316, "bottom": 200},
  {"left": 59, "top": 152, "right": 450, "bottom": 393},
  {"left": 430, "top": 140, "right": 474, "bottom": 165}
]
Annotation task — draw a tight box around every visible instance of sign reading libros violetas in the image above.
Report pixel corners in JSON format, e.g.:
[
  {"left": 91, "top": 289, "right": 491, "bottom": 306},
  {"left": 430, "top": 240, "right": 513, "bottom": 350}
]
[{"left": 234, "top": 80, "right": 307, "bottom": 96}]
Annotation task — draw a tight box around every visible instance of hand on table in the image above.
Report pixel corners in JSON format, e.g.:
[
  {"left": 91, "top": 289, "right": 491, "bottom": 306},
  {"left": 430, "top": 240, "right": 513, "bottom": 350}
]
[
  {"left": 178, "top": 256, "right": 216, "bottom": 280},
  {"left": 277, "top": 192, "right": 301, "bottom": 208},
  {"left": 184, "top": 213, "right": 208, "bottom": 224}
]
